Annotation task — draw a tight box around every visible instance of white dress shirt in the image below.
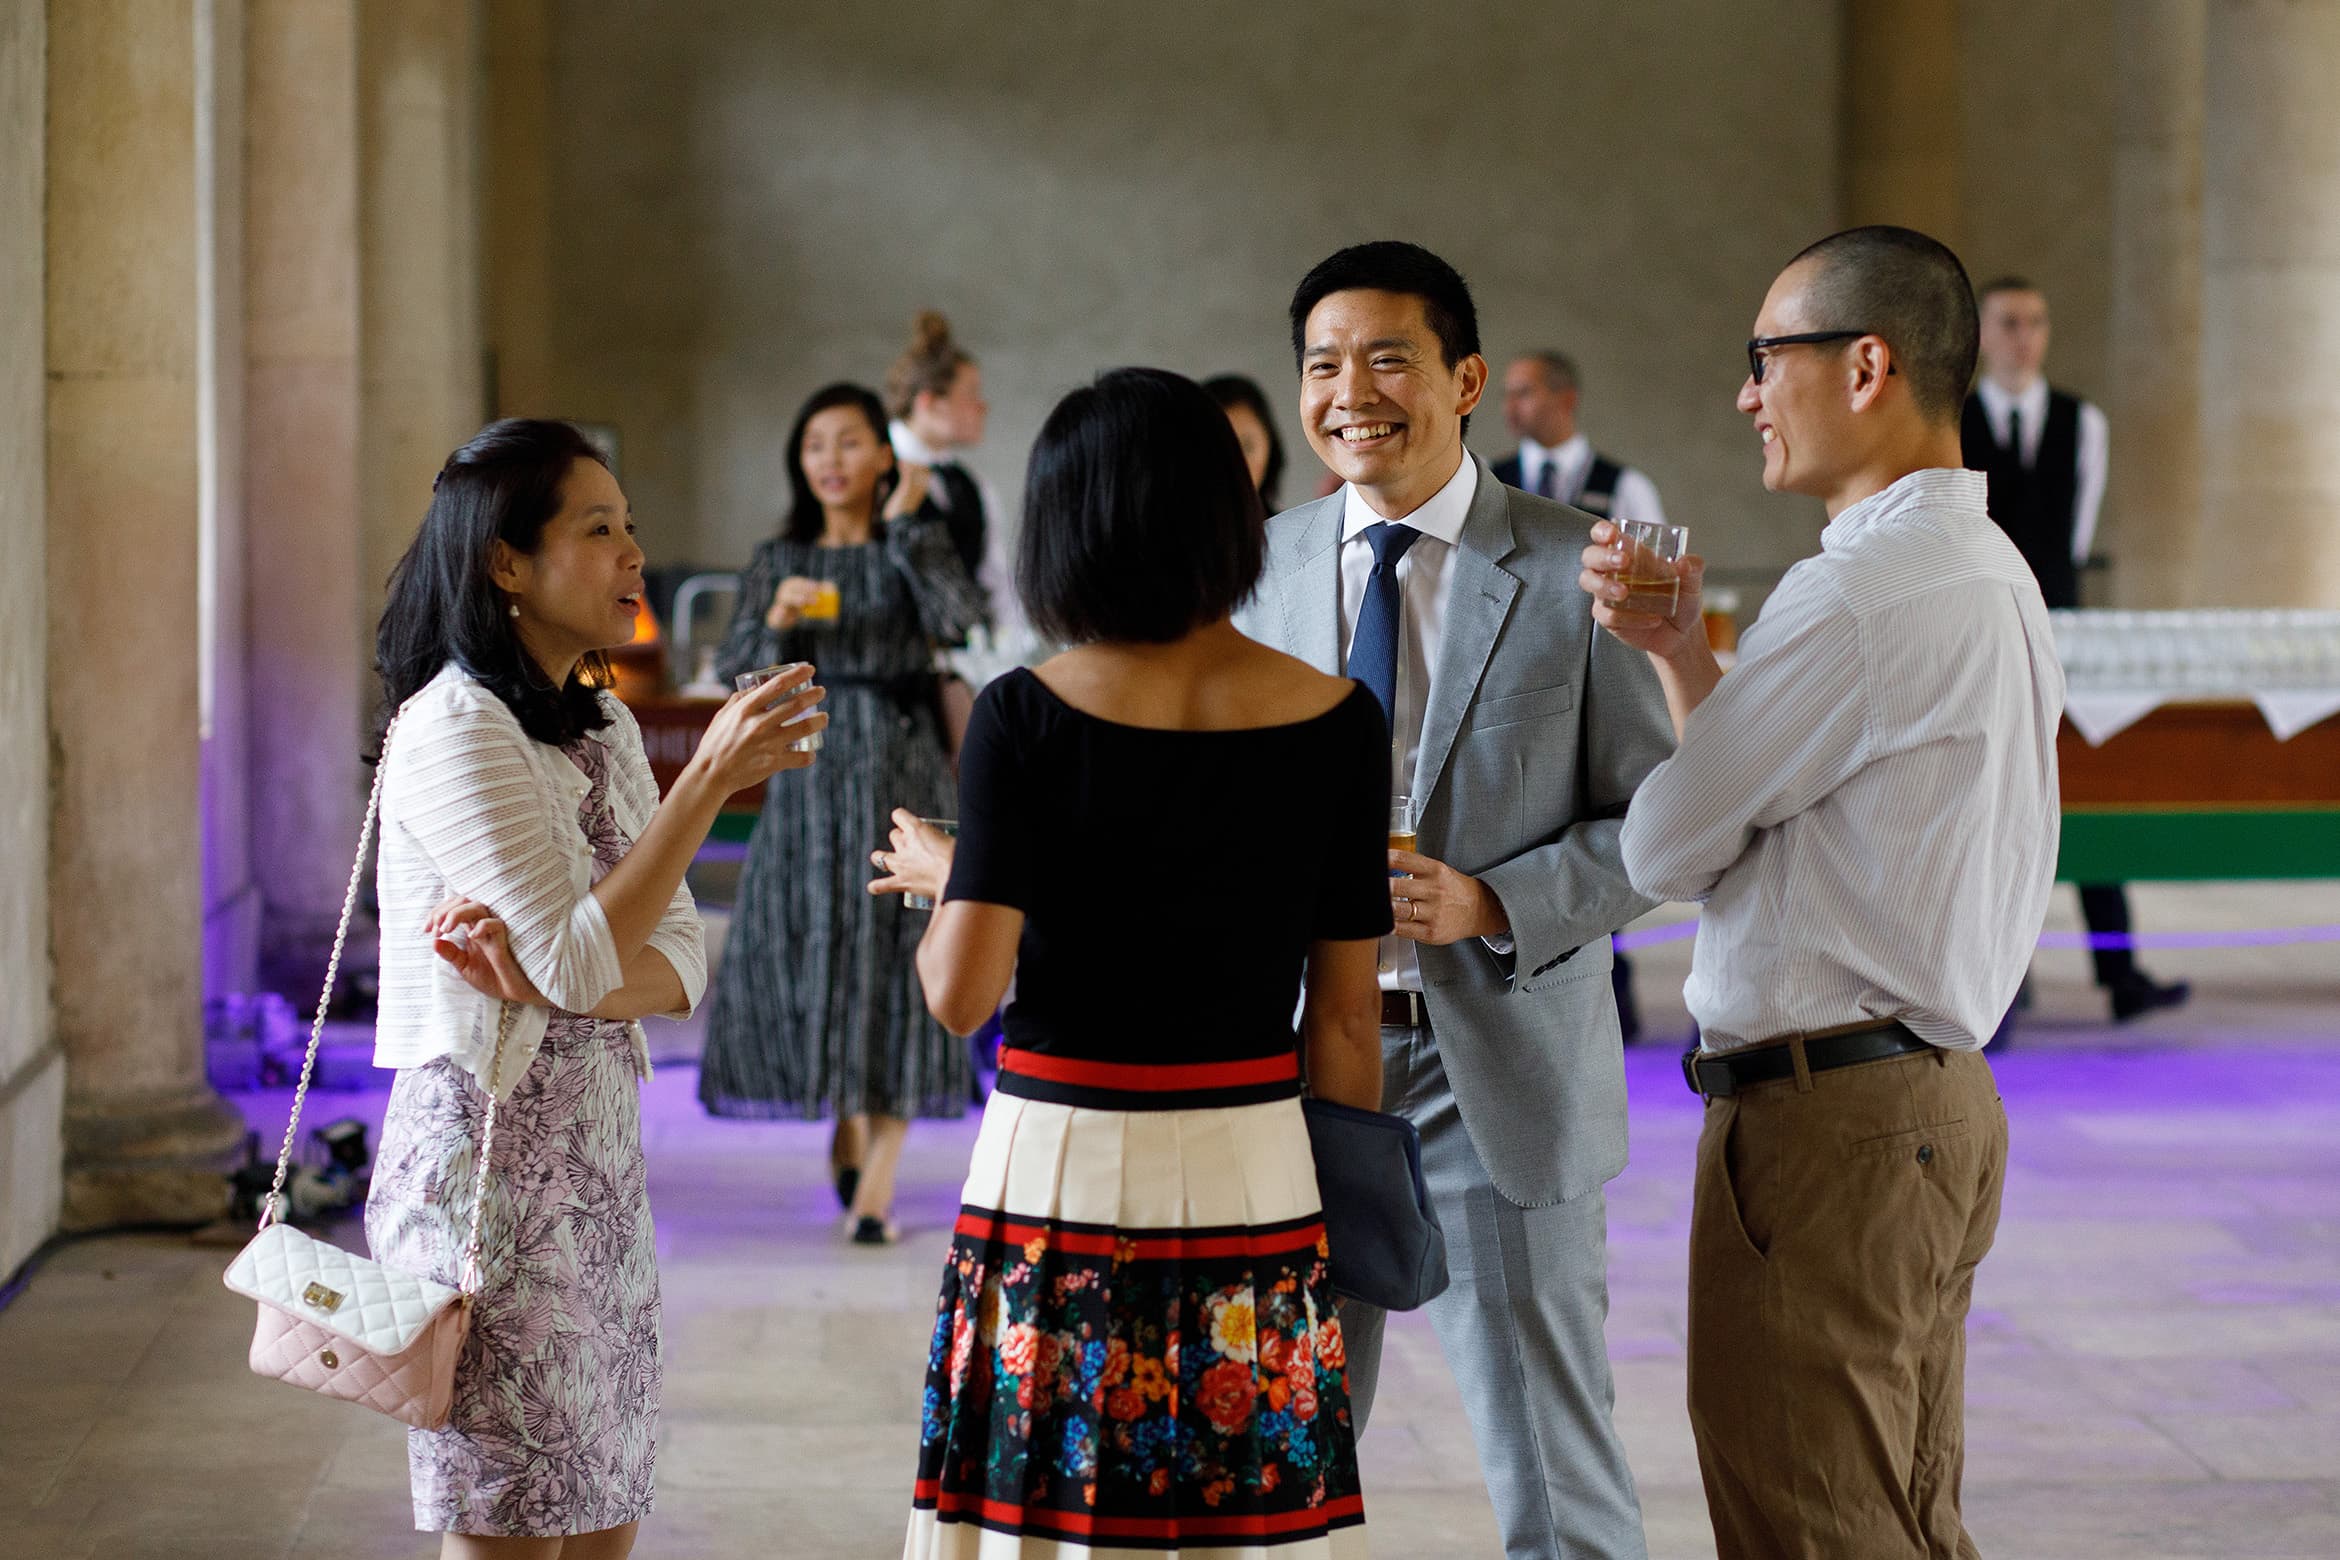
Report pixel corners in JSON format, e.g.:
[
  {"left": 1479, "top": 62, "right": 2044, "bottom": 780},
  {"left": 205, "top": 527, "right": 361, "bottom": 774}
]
[
  {"left": 1972, "top": 376, "right": 2109, "bottom": 560},
  {"left": 1620, "top": 469, "right": 2066, "bottom": 1053},
  {"left": 891, "top": 419, "right": 1030, "bottom": 654},
  {"left": 1335, "top": 451, "right": 1477, "bottom": 991},
  {"left": 1516, "top": 433, "right": 1668, "bottom": 526},
  {"left": 374, "top": 665, "right": 707, "bottom": 1097}
]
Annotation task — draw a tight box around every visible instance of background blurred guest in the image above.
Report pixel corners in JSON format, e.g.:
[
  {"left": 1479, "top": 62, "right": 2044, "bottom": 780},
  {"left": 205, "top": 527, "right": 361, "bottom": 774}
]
[
  {"left": 1204, "top": 371, "right": 1287, "bottom": 512},
  {"left": 370, "top": 418, "right": 824, "bottom": 1553},
  {"left": 871, "top": 366, "right": 1386, "bottom": 1558},
  {"left": 1965, "top": 276, "right": 2188, "bottom": 1025},
  {"left": 885, "top": 310, "right": 1022, "bottom": 650},
  {"left": 1494, "top": 349, "right": 1672, "bottom": 1044},
  {"left": 700, "top": 383, "right": 989, "bottom": 1244}
]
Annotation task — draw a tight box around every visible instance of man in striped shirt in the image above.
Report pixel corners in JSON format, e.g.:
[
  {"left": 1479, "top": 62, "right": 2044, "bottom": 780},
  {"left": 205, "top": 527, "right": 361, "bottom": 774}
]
[{"left": 1580, "top": 226, "right": 2065, "bottom": 1558}]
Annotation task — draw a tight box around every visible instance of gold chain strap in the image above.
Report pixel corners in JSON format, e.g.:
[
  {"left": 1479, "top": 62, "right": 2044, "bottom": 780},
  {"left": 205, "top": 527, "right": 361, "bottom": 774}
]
[
  {"left": 260, "top": 706, "right": 516, "bottom": 1303},
  {"left": 261, "top": 714, "right": 399, "bottom": 1229}
]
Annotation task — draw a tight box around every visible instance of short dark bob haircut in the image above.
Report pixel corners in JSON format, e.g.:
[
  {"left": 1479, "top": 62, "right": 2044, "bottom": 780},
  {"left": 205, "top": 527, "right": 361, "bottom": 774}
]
[
  {"left": 1288, "top": 240, "right": 1481, "bottom": 371},
  {"left": 1201, "top": 372, "right": 1287, "bottom": 513},
  {"left": 376, "top": 418, "right": 615, "bottom": 749},
  {"left": 781, "top": 382, "right": 900, "bottom": 543},
  {"left": 1018, "top": 367, "right": 1266, "bottom": 646}
]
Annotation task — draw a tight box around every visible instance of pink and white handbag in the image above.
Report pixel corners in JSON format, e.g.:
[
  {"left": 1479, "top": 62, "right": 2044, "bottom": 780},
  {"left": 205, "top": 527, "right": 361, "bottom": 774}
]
[{"left": 221, "top": 715, "right": 513, "bottom": 1429}]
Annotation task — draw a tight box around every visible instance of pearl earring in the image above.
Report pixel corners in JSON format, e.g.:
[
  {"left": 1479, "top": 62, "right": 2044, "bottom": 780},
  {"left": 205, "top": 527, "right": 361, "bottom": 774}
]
[{"left": 508, "top": 603, "right": 520, "bottom": 618}]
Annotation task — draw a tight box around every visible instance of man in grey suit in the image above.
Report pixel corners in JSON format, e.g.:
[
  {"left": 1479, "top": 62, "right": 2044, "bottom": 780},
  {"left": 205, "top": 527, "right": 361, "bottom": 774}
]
[{"left": 1236, "top": 241, "right": 1673, "bottom": 1559}]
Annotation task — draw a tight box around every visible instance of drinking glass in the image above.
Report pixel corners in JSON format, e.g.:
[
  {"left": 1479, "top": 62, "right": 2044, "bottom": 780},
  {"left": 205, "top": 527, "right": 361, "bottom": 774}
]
[
  {"left": 1612, "top": 519, "right": 1690, "bottom": 618},
  {"left": 801, "top": 581, "right": 841, "bottom": 622},
  {"left": 1388, "top": 794, "right": 1419, "bottom": 856},
  {"left": 902, "top": 818, "right": 958, "bottom": 910},
  {"left": 733, "top": 665, "right": 824, "bottom": 752}
]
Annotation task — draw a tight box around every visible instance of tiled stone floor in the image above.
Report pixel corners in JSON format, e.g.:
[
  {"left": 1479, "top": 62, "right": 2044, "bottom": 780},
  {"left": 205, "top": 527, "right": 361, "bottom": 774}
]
[{"left": 3, "top": 881, "right": 2337, "bottom": 1558}]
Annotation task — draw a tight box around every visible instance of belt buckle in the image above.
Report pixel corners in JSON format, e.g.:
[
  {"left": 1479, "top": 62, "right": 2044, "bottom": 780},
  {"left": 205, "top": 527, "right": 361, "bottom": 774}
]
[{"left": 1682, "top": 1049, "right": 1732, "bottom": 1100}]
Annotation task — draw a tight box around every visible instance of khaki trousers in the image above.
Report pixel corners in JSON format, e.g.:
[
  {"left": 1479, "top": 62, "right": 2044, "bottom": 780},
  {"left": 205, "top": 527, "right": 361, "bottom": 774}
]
[{"left": 1687, "top": 1042, "right": 2007, "bottom": 1559}]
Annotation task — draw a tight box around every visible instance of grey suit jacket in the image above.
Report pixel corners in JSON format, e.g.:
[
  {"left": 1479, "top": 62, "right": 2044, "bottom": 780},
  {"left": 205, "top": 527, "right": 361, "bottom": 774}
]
[{"left": 1235, "top": 457, "right": 1674, "bottom": 1206}]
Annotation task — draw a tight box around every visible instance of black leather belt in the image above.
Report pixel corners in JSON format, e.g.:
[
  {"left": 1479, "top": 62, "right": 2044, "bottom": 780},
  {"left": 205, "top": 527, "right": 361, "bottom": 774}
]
[
  {"left": 1380, "top": 991, "right": 1429, "bottom": 1029},
  {"left": 1682, "top": 1022, "right": 1931, "bottom": 1099}
]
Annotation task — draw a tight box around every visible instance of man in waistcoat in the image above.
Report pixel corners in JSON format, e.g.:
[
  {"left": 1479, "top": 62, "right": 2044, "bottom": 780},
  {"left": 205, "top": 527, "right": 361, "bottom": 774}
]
[
  {"left": 1495, "top": 351, "right": 1671, "bottom": 1044},
  {"left": 1963, "top": 277, "right": 2189, "bottom": 1026}
]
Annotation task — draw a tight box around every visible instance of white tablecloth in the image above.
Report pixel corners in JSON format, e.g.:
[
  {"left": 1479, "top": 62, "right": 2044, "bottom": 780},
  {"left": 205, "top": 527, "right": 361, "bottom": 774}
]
[{"left": 2053, "top": 609, "right": 2340, "bottom": 745}]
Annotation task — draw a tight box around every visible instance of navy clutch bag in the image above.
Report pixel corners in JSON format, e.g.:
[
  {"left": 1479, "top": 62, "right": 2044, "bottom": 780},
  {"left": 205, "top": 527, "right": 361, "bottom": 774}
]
[{"left": 1301, "top": 1096, "right": 1451, "bottom": 1312}]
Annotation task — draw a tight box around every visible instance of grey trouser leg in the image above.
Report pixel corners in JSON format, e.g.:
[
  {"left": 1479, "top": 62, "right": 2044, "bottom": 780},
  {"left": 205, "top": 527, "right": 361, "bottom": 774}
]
[{"left": 1344, "top": 1021, "right": 1648, "bottom": 1560}]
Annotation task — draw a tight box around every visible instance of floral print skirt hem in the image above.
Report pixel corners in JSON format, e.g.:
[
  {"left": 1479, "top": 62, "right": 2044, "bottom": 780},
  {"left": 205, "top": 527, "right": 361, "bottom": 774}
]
[
  {"left": 366, "top": 1016, "right": 662, "bottom": 1538},
  {"left": 907, "top": 1064, "right": 1368, "bottom": 1558}
]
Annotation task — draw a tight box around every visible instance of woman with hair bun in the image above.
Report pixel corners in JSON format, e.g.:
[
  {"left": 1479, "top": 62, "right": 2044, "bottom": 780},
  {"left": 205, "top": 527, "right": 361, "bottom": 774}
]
[{"left": 885, "top": 310, "right": 1022, "bottom": 652}]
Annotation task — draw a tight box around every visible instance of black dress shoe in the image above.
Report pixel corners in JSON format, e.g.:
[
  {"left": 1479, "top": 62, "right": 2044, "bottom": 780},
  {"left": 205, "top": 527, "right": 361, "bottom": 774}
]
[
  {"left": 833, "top": 1166, "right": 860, "bottom": 1209},
  {"left": 850, "top": 1215, "right": 897, "bottom": 1246},
  {"left": 2109, "top": 973, "right": 2191, "bottom": 1024}
]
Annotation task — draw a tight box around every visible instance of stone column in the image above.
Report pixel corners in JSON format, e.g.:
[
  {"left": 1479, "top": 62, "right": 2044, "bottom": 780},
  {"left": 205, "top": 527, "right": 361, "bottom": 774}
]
[
  {"left": 2102, "top": 0, "right": 2207, "bottom": 608},
  {"left": 47, "top": 0, "right": 244, "bottom": 1227},
  {"left": 1, "top": 0, "right": 63, "bottom": 1275},
  {"left": 2197, "top": 0, "right": 2340, "bottom": 608},
  {"left": 244, "top": 0, "right": 367, "bottom": 998},
  {"left": 1841, "top": 0, "right": 1965, "bottom": 244},
  {"left": 359, "top": 0, "right": 484, "bottom": 638},
  {"left": 484, "top": 0, "right": 556, "bottom": 416}
]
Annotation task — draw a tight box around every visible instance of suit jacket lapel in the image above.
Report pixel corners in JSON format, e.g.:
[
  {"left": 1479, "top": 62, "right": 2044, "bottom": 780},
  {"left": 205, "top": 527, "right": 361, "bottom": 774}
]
[
  {"left": 1415, "top": 462, "right": 1519, "bottom": 806},
  {"left": 1275, "top": 494, "right": 1344, "bottom": 674}
]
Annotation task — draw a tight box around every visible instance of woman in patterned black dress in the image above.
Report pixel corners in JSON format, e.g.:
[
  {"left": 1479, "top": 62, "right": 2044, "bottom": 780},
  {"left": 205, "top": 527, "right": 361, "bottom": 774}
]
[{"left": 701, "top": 382, "right": 988, "bottom": 1242}]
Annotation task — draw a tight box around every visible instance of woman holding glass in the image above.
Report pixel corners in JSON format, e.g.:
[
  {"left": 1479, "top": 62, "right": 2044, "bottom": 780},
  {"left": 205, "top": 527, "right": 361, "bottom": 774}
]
[
  {"left": 368, "top": 418, "right": 825, "bottom": 1555},
  {"left": 872, "top": 368, "right": 1386, "bottom": 1557},
  {"left": 701, "top": 382, "right": 988, "bottom": 1243}
]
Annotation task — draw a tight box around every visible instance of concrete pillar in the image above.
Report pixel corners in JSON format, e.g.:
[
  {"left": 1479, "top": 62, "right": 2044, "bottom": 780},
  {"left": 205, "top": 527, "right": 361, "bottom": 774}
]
[
  {"left": 359, "top": 0, "right": 484, "bottom": 641},
  {"left": 1841, "top": 0, "right": 1964, "bottom": 244},
  {"left": 47, "top": 0, "right": 244, "bottom": 1227},
  {"left": 2197, "top": 0, "right": 2340, "bottom": 607},
  {"left": 244, "top": 0, "right": 367, "bottom": 998},
  {"left": 484, "top": 0, "right": 555, "bottom": 416},
  {"left": 1, "top": 0, "right": 63, "bottom": 1276},
  {"left": 2103, "top": 0, "right": 2207, "bottom": 608}
]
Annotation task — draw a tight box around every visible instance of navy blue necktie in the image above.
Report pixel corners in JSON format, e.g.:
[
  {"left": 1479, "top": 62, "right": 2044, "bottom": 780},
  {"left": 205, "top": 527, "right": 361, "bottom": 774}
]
[{"left": 1346, "top": 523, "right": 1421, "bottom": 725}]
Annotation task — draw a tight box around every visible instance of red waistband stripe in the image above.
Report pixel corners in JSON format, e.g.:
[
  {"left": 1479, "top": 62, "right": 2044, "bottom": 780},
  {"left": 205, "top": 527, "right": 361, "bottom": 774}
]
[
  {"left": 953, "top": 1209, "right": 1326, "bottom": 1262},
  {"left": 913, "top": 1482, "right": 1366, "bottom": 1540},
  {"left": 997, "top": 1048, "right": 1299, "bottom": 1093}
]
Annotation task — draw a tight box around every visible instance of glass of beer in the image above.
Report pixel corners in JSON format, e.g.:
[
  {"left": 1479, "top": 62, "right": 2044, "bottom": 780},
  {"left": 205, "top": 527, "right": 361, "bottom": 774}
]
[
  {"left": 902, "top": 818, "right": 958, "bottom": 910},
  {"left": 1389, "top": 794, "right": 1418, "bottom": 857},
  {"left": 1612, "top": 519, "right": 1690, "bottom": 618},
  {"left": 733, "top": 665, "right": 824, "bottom": 752},
  {"left": 801, "top": 581, "right": 842, "bottom": 621}
]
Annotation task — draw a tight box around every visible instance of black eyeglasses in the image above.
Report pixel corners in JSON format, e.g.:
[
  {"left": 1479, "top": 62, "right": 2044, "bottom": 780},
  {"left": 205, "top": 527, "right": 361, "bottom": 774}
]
[{"left": 1745, "top": 331, "right": 1891, "bottom": 383}]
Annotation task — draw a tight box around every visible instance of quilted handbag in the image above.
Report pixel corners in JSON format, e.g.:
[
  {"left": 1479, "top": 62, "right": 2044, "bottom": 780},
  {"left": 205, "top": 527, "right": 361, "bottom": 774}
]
[
  {"left": 221, "top": 713, "right": 514, "bottom": 1429},
  {"left": 1302, "top": 1096, "right": 1452, "bottom": 1312}
]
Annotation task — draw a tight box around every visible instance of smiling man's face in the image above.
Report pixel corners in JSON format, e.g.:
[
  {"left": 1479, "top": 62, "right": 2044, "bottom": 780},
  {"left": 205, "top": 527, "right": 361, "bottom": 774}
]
[{"left": 1299, "top": 289, "right": 1485, "bottom": 519}]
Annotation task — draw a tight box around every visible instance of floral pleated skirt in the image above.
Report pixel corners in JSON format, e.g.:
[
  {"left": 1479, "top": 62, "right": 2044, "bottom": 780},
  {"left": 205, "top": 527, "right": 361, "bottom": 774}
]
[{"left": 906, "top": 1048, "right": 1369, "bottom": 1559}]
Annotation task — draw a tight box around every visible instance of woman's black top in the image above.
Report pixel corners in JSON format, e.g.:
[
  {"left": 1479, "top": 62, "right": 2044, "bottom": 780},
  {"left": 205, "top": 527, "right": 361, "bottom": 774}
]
[{"left": 944, "top": 667, "right": 1393, "bottom": 1064}]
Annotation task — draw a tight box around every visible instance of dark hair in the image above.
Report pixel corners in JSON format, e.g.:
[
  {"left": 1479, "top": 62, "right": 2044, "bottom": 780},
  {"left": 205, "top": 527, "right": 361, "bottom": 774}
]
[
  {"left": 1519, "top": 350, "right": 1579, "bottom": 393},
  {"left": 376, "top": 418, "right": 615, "bottom": 748},
  {"left": 1289, "top": 240, "right": 1481, "bottom": 433},
  {"left": 1975, "top": 275, "right": 2044, "bottom": 306},
  {"left": 781, "top": 382, "right": 898, "bottom": 543},
  {"left": 1787, "top": 226, "right": 1980, "bottom": 423},
  {"left": 1018, "top": 368, "right": 1266, "bottom": 646},
  {"left": 883, "top": 309, "right": 974, "bottom": 420},
  {"left": 1201, "top": 373, "right": 1287, "bottom": 511}
]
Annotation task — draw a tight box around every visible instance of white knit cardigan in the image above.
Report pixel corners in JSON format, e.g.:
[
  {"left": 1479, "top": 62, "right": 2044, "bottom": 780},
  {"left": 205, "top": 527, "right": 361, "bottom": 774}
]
[{"left": 372, "top": 663, "right": 707, "bottom": 1098}]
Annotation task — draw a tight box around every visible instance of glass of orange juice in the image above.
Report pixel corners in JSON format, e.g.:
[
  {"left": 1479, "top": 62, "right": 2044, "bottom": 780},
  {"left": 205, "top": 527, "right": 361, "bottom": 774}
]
[{"left": 801, "top": 581, "right": 842, "bottom": 621}]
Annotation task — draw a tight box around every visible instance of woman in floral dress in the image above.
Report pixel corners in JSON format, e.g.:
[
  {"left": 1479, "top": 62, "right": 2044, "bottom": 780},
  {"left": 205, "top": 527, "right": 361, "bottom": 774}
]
[
  {"left": 366, "top": 418, "right": 824, "bottom": 1556},
  {"left": 872, "top": 369, "right": 1388, "bottom": 1557}
]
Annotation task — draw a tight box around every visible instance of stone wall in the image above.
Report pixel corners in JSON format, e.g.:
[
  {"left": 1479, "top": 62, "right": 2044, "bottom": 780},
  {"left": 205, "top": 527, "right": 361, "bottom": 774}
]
[
  {"left": 510, "top": 1, "right": 1845, "bottom": 586},
  {"left": 1, "top": 0, "right": 59, "bottom": 1278}
]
